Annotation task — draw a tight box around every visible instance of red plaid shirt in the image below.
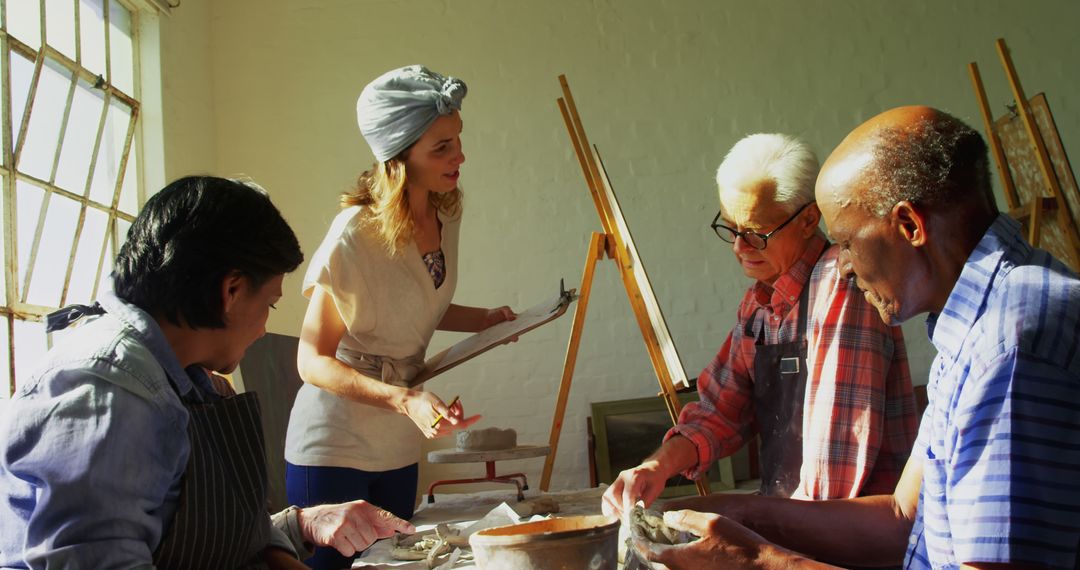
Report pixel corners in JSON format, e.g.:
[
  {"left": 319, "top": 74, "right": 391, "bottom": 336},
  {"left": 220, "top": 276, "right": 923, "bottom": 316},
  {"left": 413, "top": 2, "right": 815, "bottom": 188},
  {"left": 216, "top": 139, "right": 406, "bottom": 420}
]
[{"left": 667, "top": 235, "right": 918, "bottom": 499}]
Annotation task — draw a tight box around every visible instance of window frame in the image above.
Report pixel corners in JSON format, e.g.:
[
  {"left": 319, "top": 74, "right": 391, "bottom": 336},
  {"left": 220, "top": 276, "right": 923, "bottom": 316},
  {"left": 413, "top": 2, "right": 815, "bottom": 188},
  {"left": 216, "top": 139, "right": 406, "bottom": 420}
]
[{"left": 1, "top": 0, "right": 163, "bottom": 397}]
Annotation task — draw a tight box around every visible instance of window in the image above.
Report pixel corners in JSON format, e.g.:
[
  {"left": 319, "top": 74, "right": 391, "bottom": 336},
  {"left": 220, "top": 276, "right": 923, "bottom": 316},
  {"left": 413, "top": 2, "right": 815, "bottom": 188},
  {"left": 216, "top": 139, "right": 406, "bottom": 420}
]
[{"left": 2, "top": 0, "right": 149, "bottom": 398}]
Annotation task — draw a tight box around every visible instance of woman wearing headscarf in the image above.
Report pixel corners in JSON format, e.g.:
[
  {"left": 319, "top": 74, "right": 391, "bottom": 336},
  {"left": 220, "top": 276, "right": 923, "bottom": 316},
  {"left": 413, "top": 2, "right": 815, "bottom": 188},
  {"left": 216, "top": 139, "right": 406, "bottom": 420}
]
[{"left": 284, "top": 65, "right": 515, "bottom": 569}]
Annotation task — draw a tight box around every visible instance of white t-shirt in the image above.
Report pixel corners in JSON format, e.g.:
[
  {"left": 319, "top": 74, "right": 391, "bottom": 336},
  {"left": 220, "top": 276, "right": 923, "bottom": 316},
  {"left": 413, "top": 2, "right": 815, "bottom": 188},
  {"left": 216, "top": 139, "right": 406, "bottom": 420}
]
[{"left": 285, "top": 205, "right": 459, "bottom": 471}]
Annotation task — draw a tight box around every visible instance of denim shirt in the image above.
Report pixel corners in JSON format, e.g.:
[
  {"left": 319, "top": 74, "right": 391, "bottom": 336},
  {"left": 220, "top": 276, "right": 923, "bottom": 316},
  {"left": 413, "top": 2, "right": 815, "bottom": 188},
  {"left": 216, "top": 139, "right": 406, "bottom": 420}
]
[{"left": 0, "top": 291, "right": 290, "bottom": 568}]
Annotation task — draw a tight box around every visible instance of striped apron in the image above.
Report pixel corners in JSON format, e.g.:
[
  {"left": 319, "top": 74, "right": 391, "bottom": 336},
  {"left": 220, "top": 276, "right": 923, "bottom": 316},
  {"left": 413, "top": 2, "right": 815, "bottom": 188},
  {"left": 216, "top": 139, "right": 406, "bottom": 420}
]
[{"left": 153, "top": 391, "right": 272, "bottom": 569}]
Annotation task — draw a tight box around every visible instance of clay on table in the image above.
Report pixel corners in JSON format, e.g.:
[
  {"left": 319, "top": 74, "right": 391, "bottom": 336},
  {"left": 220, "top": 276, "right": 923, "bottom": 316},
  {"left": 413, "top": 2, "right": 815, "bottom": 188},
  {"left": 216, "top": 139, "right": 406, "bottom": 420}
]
[{"left": 455, "top": 427, "right": 517, "bottom": 451}]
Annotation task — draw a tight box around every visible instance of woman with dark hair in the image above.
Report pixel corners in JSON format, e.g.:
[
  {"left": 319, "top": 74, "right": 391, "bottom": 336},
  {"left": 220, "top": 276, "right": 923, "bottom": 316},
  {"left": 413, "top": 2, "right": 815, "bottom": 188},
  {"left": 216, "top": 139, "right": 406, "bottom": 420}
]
[
  {"left": 0, "top": 176, "right": 413, "bottom": 569},
  {"left": 284, "top": 66, "right": 515, "bottom": 568}
]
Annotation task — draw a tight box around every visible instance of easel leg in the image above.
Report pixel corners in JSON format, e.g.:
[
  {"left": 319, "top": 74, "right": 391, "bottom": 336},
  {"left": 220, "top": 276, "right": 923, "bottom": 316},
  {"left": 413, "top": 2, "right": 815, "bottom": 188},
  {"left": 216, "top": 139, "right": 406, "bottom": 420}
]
[{"left": 540, "top": 232, "right": 607, "bottom": 491}]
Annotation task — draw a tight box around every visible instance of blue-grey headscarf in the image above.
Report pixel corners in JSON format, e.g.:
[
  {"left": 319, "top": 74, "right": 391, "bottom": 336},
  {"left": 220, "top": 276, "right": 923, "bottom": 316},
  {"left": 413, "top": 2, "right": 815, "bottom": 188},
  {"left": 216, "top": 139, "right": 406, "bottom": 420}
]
[{"left": 356, "top": 65, "right": 467, "bottom": 162}]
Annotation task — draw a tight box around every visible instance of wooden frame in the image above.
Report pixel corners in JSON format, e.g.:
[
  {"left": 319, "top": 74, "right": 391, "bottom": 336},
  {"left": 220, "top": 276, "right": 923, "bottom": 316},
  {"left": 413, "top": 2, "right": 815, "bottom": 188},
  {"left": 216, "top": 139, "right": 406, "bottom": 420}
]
[
  {"left": 540, "top": 75, "right": 709, "bottom": 496},
  {"left": 590, "top": 393, "right": 735, "bottom": 498},
  {"left": 969, "top": 38, "right": 1080, "bottom": 271},
  {"left": 991, "top": 95, "right": 1080, "bottom": 269}
]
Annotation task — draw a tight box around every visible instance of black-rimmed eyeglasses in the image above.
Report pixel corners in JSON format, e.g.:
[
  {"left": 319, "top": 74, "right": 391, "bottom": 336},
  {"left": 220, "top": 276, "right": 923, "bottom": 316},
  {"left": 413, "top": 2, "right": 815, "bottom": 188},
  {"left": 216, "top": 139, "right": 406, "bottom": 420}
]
[{"left": 710, "top": 201, "right": 815, "bottom": 250}]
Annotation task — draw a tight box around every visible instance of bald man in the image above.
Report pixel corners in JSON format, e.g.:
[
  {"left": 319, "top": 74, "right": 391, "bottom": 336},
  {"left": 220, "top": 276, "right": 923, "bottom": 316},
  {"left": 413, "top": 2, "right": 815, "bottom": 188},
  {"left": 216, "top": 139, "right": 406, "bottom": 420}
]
[{"left": 631, "top": 107, "right": 1080, "bottom": 570}]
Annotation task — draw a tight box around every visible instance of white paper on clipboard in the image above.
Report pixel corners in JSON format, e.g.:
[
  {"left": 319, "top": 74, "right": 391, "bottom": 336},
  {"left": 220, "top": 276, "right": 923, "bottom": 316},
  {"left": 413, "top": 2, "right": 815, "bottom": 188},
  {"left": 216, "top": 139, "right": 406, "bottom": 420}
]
[{"left": 406, "top": 284, "right": 575, "bottom": 388}]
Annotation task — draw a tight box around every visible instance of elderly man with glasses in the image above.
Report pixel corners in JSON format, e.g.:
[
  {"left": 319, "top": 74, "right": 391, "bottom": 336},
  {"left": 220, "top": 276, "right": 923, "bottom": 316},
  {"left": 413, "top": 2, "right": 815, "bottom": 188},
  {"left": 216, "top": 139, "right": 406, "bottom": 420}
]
[{"left": 603, "top": 134, "right": 919, "bottom": 518}]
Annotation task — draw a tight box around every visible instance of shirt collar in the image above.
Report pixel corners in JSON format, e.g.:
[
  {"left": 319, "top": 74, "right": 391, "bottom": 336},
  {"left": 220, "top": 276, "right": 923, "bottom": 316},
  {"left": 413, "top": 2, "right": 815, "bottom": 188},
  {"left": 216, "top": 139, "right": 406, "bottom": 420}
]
[
  {"left": 97, "top": 287, "right": 217, "bottom": 403},
  {"left": 927, "top": 214, "right": 1028, "bottom": 360},
  {"left": 751, "top": 232, "right": 828, "bottom": 309}
]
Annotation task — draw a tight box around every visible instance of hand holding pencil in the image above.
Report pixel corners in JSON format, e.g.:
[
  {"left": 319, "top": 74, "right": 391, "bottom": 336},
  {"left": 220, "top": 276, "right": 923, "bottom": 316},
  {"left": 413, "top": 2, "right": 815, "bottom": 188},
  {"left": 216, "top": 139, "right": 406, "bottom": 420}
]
[
  {"left": 430, "top": 395, "right": 461, "bottom": 428},
  {"left": 403, "top": 391, "right": 481, "bottom": 439}
]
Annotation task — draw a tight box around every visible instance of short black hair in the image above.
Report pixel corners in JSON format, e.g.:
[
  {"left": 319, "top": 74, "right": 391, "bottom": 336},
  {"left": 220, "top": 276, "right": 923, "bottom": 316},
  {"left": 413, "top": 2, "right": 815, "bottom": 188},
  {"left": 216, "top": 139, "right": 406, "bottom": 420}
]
[
  {"left": 113, "top": 176, "right": 304, "bottom": 328},
  {"left": 863, "top": 111, "right": 995, "bottom": 216}
]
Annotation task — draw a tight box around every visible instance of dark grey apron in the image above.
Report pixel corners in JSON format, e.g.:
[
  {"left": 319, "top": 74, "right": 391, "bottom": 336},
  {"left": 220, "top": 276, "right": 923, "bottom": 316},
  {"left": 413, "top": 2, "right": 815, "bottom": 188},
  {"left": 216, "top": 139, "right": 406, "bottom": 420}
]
[{"left": 743, "top": 261, "right": 815, "bottom": 498}]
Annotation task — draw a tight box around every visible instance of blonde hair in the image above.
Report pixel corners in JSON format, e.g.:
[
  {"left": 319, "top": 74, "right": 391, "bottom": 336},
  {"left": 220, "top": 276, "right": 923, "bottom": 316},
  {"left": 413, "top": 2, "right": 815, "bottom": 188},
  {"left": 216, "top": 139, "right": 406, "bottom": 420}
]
[{"left": 341, "top": 158, "right": 462, "bottom": 255}]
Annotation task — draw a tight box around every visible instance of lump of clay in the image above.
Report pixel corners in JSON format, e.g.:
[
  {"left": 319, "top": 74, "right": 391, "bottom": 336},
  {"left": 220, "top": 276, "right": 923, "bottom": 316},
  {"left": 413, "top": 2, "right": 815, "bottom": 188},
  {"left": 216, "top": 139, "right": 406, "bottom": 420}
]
[
  {"left": 456, "top": 427, "right": 517, "bottom": 451},
  {"left": 512, "top": 496, "right": 560, "bottom": 517},
  {"left": 391, "top": 526, "right": 460, "bottom": 565},
  {"left": 623, "top": 505, "right": 694, "bottom": 570},
  {"left": 629, "top": 505, "right": 685, "bottom": 545}
]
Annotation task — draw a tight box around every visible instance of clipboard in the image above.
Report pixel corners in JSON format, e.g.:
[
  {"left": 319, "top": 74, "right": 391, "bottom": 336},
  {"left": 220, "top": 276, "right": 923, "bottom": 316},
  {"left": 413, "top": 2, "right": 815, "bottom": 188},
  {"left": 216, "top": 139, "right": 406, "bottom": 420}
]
[{"left": 405, "top": 281, "right": 576, "bottom": 388}]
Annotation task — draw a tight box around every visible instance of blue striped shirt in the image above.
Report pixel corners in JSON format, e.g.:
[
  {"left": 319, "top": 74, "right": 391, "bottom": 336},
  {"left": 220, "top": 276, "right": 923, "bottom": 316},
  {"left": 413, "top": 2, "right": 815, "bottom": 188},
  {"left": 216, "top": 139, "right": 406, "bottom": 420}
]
[{"left": 904, "top": 215, "right": 1080, "bottom": 569}]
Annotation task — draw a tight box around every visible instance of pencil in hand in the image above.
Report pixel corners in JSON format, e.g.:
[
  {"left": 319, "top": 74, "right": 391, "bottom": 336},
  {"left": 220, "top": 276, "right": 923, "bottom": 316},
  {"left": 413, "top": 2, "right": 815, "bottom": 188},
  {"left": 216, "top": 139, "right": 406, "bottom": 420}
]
[{"left": 430, "top": 395, "right": 460, "bottom": 429}]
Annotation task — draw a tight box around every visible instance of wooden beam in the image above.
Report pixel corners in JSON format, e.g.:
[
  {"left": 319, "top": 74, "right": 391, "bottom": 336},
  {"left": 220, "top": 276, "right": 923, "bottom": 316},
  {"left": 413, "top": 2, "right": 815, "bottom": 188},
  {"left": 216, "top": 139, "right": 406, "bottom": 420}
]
[
  {"left": 1007, "top": 197, "right": 1058, "bottom": 222},
  {"left": 968, "top": 62, "right": 1020, "bottom": 210}
]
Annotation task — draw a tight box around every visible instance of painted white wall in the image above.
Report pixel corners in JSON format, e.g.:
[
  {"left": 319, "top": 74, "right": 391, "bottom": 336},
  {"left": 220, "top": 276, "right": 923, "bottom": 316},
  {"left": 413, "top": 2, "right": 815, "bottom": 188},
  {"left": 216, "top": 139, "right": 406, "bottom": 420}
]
[
  {"left": 158, "top": 0, "right": 216, "bottom": 179},
  {"left": 159, "top": 0, "right": 1080, "bottom": 495}
]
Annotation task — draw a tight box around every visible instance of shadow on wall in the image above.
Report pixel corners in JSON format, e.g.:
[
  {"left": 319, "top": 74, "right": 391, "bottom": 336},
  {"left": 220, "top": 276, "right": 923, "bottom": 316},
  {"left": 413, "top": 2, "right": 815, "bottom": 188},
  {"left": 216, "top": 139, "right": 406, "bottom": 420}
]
[{"left": 238, "top": 332, "right": 303, "bottom": 512}]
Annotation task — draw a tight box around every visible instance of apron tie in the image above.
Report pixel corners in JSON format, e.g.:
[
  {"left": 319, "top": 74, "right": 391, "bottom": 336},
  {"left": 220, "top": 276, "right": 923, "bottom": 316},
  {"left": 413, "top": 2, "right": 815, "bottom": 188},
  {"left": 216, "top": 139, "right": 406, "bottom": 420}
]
[{"left": 45, "top": 302, "right": 106, "bottom": 333}]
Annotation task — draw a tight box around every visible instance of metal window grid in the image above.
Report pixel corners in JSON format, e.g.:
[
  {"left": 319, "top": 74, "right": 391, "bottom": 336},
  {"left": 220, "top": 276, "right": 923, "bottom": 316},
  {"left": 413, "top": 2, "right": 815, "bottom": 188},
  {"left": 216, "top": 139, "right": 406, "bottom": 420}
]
[{"left": 1, "top": 0, "right": 143, "bottom": 397}]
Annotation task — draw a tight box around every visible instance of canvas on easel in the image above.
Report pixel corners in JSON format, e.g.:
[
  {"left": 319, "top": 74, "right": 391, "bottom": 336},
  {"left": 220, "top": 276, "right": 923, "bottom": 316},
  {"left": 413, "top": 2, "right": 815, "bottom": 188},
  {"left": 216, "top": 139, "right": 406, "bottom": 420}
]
[
  {"left": 539, "top": 75, "right": 717, "bottom": 496},
  {"left": 969, "top": 38, "right": 1080, "bottom": 272}
]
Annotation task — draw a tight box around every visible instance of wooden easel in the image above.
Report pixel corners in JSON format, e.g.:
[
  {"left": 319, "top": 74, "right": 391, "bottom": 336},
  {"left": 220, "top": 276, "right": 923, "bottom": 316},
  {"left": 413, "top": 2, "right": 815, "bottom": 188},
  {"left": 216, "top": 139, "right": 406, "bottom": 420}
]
[
  {"left": 968, "top": 38, "right": 1080, "bottom": 271},
  {"left": 539, "top": 76, "right": 710, "bottom": 497}
]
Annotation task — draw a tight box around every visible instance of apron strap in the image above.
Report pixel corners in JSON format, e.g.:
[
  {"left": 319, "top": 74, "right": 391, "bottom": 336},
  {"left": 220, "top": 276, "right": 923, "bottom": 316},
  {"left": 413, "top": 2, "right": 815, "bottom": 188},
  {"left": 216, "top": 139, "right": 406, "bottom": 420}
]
[
  {"left": 749, "top": 242, "right": 827, "bottom": 497},
  {"left": 795, "top": 269, "right": 813, "bottom": 340},
  {"left": 45, "top": 302, "right": 105, "bottom": 333}
]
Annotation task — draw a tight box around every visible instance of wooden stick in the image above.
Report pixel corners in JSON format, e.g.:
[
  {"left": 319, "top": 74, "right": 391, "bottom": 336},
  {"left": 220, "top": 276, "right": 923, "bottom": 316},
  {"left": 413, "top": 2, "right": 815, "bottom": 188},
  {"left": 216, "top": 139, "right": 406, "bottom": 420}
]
[
  {"left": 560, "top": 75, "right": 617, "bottom": 235},
  {"left": 558, "top": 97, "right": 610, "bottom": 236},
  {"left": 997, "top": 38, "right": 1061, "bottom": 201},
  {"left": 540, "top": 232, "right": 607, "bottom": 491},
  {"left": 1008, "top": 197, "right": 1058, "bottom": 223},
  {"left": 968, "top": 62, "right": 1020, "bottom": 211}
]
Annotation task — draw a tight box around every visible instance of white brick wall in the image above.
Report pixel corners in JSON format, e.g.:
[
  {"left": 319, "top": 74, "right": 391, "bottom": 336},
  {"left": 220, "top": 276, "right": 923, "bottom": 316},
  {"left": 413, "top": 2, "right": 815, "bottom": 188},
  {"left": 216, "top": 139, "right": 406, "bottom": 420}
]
[{"left": 160, "top": 0, "right": 1080, "bottom": 495}]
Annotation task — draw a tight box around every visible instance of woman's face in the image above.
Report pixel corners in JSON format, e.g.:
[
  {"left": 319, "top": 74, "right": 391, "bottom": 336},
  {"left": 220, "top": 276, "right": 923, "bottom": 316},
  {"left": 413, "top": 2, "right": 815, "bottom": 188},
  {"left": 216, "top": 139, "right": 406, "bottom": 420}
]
[{"left": 404, "top": 110, "right": 465, "bottom": 195}]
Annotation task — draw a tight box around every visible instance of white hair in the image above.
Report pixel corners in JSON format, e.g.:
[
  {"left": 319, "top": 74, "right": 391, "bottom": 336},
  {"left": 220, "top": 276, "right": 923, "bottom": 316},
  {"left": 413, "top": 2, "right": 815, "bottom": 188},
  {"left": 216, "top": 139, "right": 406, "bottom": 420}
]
[{"left": 715, "top": 134, "right": 819, "bottom": 213}]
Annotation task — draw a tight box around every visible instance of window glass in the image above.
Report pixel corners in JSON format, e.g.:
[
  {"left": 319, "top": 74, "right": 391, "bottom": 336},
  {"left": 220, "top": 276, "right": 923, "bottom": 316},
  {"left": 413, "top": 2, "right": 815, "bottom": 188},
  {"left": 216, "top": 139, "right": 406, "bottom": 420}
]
[
  {"left": 79, "top": 0, "right": 108, "bottom": 77},
  {"left": 45, "top": 0, "right": 77, "bottom": 60},
  {"left": 55, "top": 78, "right": 107, "bottom": 194},
  {"left": 25, "top": 195, "right": 81, "bottom": 307},
  {"left": 66, "top": 206, "right": 109, "bottom": 305}
]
